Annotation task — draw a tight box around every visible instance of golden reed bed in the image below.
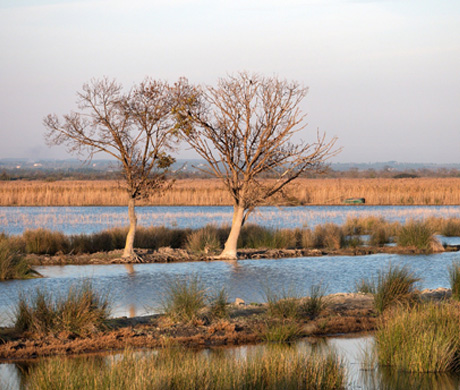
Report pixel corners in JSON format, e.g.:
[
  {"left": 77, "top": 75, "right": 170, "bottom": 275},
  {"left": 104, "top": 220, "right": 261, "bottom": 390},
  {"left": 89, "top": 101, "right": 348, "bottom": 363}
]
[{"left": 2, "top": 178, "right": 460, "bottom": 206}]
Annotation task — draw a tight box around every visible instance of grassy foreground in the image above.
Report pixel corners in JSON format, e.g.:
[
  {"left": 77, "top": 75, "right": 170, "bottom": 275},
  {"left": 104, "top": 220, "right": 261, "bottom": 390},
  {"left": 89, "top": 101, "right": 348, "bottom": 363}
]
[
  {"left": 3, "top": 177, "right": 460, "bottom": 206},
  {"left": 24, "top": 347, "right": 345, "bottom": 390}
]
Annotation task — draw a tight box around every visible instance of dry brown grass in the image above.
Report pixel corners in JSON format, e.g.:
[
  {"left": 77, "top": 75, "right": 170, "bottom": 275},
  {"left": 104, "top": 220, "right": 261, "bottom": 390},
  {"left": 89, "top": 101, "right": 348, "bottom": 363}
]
[{"left": 2, "top": 177, "right": 460, "bottom": 206}]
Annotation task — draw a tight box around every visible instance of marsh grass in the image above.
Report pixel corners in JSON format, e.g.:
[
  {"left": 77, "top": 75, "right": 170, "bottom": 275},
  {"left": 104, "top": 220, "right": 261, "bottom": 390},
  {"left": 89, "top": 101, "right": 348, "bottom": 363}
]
[
  {"left": 396, "top": 220, "right": 439, "bottom": 252},
  {"left": 356, "top": 265, "right": 420, "bottom": 313},
  {"left": 300, "top": 284, "right": 328, "bottom": 319},
  {"left": 264, "top": 287, "right": 301, "bottom": 320},
  {"left": 375, "top": 303, "right": 460, "bottom": 373},
  {"left": 440, "top": 218, "right": 460, "bottom": 237},
  {"left": 312, "top": 223, "right": 345, "bottom": 250},
  {"left": 0, "top": 235, "right": 36, "bottom": 280},
  {"left": 185, "top": 225, "right": 222, "bottom": 254},
  {"left": 23, "top": 228, "right": 70, "bottom": 255},
  {"left": 25, "top": 347, "right": 346, "bottom": 390},
  {"left": 262, "top": 321, "right": 303, "bottom": 343},
  {"left": 161, "top": 275, "right": 207, "bottom": 322},
  {"left": 448, "top": 262, "right": 460, "bottom": 301},
  {"left": 239, "top": 225, "right": 297, "bottom": 249},
  {"left": 208, "top": 288, "right": 230, "bottom": 319},
  {"left": 15, "top": 281, "right": 110, "bottom": 337}
]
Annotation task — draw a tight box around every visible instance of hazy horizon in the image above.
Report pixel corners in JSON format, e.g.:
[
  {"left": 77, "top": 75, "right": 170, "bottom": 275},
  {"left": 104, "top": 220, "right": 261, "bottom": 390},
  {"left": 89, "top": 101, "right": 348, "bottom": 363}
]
[{"left": 1, "top": 0, "right": 459, "bottom": 164}]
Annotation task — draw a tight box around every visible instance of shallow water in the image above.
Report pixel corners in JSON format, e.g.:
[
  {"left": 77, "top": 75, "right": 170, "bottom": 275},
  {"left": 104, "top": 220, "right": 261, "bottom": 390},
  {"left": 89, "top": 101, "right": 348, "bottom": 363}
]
[
  {"left": 3, "top": 205, "right": 460, "bottom": 235},
  {"left": 1, "top": 251, "right": 459, "bottom": 326},
  {"left": 2, "top": 335, "right": 460, "bottom": 390}
]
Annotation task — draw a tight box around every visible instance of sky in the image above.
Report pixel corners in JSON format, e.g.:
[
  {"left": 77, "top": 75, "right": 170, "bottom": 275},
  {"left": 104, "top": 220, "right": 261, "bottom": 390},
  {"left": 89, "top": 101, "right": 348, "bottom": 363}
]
[{"left": 0, "top": 0, "right": 459, "bottom": 163}]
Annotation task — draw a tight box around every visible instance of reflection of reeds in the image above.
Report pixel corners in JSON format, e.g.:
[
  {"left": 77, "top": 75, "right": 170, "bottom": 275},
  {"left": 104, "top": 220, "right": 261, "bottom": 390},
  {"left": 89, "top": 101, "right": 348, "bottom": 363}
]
[
  {"left": 25, "top": 347, "right": 346, "bottom": 390},
  {"left": 4, "top": 177, "right": 460, "bottom": 206}
]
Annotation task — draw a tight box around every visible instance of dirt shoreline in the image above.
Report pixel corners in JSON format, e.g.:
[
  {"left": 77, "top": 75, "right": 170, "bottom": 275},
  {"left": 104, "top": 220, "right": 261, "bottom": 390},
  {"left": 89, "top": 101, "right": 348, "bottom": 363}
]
[
  {"left": 25, "top": 244, "right": 458, "bottom": 266},
  {"left": 0, "top": 289, "right": 450, "bottom": 362}
]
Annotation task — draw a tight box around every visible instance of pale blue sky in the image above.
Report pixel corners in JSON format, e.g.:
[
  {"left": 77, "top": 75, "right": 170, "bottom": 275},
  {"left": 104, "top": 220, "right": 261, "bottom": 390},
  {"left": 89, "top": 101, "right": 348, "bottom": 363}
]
[{"left": 1, "top": 0, "right": 459, "bottom": 163}]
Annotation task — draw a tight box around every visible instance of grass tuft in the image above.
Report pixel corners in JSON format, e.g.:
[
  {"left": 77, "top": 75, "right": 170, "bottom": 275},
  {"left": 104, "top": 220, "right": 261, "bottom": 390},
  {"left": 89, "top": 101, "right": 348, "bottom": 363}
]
[
  {"left": 396, "top": 220, "right": 439, "bottom": 252},
  {"left": 161, "top": 275, "right": 207, "bottom": 322},
  {"left": 300, "top": 284, "right": 328, "bottom": 319},
  {"left": 262, "top": 321, "right": 303, "bottom": 343},
  {"left": 15, "top": 281, "right": 110, "bottom": 337},
  {"left": 185, "top": 225, "right": 222, "bottom": 254}
]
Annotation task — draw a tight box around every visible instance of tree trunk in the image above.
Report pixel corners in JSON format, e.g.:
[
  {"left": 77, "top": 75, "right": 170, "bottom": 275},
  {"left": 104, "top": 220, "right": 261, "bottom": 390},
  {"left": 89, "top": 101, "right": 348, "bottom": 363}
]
[
  {"left": 218, "top": 205, "right": 245, "bottom": 260},
  {"left": 123, "top": 197, "right": 137, "bottom": 258}
]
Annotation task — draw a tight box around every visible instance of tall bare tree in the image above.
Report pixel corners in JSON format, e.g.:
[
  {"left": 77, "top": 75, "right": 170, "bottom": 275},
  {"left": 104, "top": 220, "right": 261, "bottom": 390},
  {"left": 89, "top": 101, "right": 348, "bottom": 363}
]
[
  {"left": 174, "top": 72, "right": 339, "bottom": 260},
  {"left": 44, "top": 78, "right": 177, "bottom": 260}
]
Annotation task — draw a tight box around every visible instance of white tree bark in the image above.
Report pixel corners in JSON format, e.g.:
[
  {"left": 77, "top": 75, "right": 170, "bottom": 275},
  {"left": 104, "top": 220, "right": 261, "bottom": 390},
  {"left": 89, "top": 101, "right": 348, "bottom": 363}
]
[
  {"left": 218, "top": 205, "right": 245, "bottom": 260},
  {"left": 123, "top": 197, "right": 137, "bottom": 258}
]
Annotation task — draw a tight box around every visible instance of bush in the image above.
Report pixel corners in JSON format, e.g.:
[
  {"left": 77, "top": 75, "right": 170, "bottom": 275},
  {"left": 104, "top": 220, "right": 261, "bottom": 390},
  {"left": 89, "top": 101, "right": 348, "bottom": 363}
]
[
  {"left": 23, "top": 228, "right": 69, "bottom": 255},
  {"left": 161, "top": 275, "right": 207, "bottom": 322},
  {"left": 375, "top": 303, "right": 460, "bottom": 372},
  {"left": 15, "top": 281, "right": 111, "bottom": 337},
  {"left": 0, "top": 236, "right": 36, "bottom": 280}
]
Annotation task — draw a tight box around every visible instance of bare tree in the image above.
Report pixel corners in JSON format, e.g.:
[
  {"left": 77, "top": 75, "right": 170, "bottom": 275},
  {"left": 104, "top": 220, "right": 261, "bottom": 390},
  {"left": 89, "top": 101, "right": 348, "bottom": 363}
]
[
  {"left": 44, "top": 78, "right": 177, "bottom": 260},
  {"left": 174, "top": 72, "right": 339, "bottom": 260}
]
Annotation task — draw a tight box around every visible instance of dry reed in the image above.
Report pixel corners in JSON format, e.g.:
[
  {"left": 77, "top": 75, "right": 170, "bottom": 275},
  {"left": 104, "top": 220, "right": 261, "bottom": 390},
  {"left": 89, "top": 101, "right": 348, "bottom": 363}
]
[{"left": 3, "top": 177, "right": 460, "bottom": 206}]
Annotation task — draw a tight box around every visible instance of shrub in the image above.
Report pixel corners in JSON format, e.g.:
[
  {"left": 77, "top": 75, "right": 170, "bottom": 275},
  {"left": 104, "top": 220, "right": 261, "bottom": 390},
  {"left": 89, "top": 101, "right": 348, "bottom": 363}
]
[
  {"left": 0, "top": 236, "right": 36, "bottom": 280},
  {"left": 15, "top": 281, "right": 110, "bottom": 337},
  {"left": 375, "top": 303, "right": 460, "bottom": 372},
  {"left": 185, "top": 225, "right": 221, "bottom": 254},
  {"left": 23, "top": 228, "right": 69, "bottom": 255},
  {"left": 161, "top": 275, "right": 207, "bottom": 322}
]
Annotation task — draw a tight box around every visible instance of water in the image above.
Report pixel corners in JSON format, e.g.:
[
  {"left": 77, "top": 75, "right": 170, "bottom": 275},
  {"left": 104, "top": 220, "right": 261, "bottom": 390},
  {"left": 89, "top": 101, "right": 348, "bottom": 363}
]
[
  {"left": 2, "top": 335, "right": 460, "bottom": 389},
  {"left": 1, "top": 251, "right": 459, "bottom": 326},
  {"left": 3, "top": 205, "right": 460, "bottom": 235}
]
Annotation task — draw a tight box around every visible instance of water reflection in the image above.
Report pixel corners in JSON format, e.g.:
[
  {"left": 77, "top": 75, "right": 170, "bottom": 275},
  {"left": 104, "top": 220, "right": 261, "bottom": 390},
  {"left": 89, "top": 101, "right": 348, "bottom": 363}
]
[{"left": 2, "top": 336, "right": 460, "bottom": 390}]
